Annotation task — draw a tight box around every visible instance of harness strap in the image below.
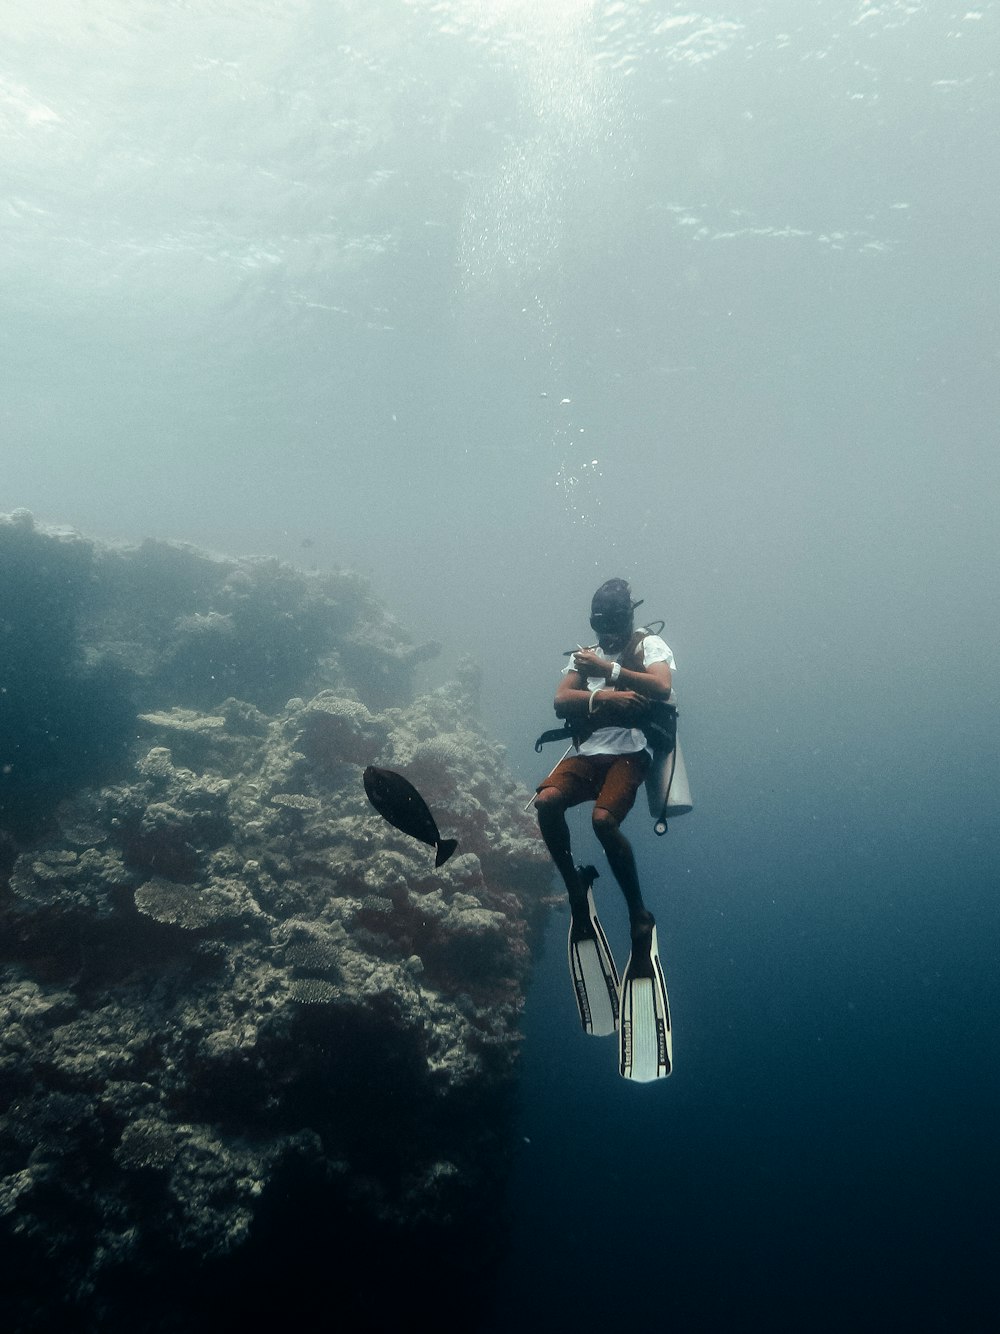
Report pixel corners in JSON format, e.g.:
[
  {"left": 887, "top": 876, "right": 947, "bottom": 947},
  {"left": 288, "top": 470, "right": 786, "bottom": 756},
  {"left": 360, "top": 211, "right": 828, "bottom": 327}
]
[{"left": 534, "top": 723, "right": 574, "bottom": 753}]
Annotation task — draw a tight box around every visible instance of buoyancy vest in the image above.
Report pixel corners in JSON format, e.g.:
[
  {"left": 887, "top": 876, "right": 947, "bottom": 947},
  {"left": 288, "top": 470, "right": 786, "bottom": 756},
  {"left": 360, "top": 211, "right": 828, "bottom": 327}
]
[{"left": 533, "top": 628, "right": 677, "bottom": 754}]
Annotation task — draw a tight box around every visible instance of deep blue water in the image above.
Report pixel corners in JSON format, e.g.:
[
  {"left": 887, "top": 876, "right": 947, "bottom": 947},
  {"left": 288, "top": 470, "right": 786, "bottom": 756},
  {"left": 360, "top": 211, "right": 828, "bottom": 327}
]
[{"left": 485, "top": 770, "right": 999, "bottom": 1332}]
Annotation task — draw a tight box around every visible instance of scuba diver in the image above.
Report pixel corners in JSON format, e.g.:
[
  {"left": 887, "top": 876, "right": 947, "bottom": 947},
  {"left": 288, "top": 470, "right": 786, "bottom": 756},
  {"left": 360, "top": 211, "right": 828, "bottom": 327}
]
[{"left": 534, "top": 577, "right": 676, "bottom": 1079}]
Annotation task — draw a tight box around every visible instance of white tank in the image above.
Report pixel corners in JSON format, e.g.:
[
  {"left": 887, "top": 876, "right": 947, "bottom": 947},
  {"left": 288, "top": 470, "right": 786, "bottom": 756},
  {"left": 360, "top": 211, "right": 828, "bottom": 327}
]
[{"left": 645, "top": 737, "right": 693, "bottom": 835}]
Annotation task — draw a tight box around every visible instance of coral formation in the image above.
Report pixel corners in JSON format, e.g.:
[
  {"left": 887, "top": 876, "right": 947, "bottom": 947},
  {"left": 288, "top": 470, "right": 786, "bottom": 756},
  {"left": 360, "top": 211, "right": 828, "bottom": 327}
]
[{"left": 0, "top": 513, "right": 552, "bottom": 1333}]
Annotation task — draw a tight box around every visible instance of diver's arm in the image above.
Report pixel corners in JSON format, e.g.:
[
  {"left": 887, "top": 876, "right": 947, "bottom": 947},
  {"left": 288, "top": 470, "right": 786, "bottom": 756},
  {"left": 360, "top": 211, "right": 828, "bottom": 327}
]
[
  {"left": 556, "top": 677, "right": 650, "bottom": 723},
  {"left": 587, "top": 661, "right": 671, "bottom": 718},
  {"left": 614, "top": 659, "right": 672, "bottom": 699},
  {"left": 572, "top": 653, "right": 671, "bottom": 702},
  {"left": 554, "top": 671, "right": 597, "bottom": 720},
  {"left": 555, "top": 657, "right": 671, "bottom": 717},
  {"left": 571, "top": 649, "right": 671, "bottom": 700}
]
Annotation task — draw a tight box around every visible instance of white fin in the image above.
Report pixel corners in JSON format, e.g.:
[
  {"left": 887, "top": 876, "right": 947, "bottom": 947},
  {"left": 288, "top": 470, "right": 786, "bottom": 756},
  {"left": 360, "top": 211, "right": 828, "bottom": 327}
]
[
  {"left": 567, "top": 888, "right": 620, "bottom": 1037},
  {"left": 619, "top": 925, "right": 672, "bottom": 1079}
]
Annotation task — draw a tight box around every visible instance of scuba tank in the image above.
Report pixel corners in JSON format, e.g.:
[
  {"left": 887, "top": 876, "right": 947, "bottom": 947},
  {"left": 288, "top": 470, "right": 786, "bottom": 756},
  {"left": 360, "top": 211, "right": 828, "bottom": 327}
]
[{"left": 646, "top": 735, "right": 693, "bottom": 836}]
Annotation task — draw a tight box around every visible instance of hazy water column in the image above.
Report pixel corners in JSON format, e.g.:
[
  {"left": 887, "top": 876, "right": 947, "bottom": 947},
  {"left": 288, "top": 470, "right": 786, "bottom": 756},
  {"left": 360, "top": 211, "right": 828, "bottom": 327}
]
[{"left": 450, "top": 0, "right": 630, "bottom": 532}]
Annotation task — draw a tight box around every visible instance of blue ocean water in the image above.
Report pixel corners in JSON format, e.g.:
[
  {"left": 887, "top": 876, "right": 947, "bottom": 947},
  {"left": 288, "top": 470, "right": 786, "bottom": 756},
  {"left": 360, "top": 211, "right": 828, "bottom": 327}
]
[
  {"left": 4, "top": 1, "right": 1000, "bottom": 1328},
  {"left": 486, "top": 752, "right": 999, "bottom": 1331}
]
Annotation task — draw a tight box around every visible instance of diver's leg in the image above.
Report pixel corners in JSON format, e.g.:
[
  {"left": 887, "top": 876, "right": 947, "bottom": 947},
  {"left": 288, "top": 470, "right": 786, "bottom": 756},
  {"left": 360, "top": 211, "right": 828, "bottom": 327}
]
[
  {"left": 536, "top": 786, "right": 586, "bottom": 903},
  {"left": 591, "top": 752, "right": 653, "bottom": 938},
  {"left": 592, "top": 807, "right": 647, "bottom": 929}
]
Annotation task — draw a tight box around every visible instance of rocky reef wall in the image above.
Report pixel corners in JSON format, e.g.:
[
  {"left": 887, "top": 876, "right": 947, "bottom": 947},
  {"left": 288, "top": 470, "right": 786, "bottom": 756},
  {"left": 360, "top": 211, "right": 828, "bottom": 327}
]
[{"left": 0, "top": 510, "right": 554, "bottom": 1333}]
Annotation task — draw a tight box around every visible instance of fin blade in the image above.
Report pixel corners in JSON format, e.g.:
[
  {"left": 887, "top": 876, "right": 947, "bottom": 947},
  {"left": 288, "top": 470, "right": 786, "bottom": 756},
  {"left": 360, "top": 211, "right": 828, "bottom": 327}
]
[
  {"left": 568, "top": 887, "right": 620, "bottom": 1037},
  {"left": 435, "top": 838, "right": 459, "bottom": 867},
  {"left": 619, "top": 926, "right": 672, "bottom": 1080}
]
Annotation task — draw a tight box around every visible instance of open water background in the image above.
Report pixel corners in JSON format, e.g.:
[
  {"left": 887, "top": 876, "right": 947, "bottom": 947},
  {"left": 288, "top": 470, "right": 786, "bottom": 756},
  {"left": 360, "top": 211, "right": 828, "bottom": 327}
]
[{"left": 4, "top": 2, "right": 999, "bottom": 1329}]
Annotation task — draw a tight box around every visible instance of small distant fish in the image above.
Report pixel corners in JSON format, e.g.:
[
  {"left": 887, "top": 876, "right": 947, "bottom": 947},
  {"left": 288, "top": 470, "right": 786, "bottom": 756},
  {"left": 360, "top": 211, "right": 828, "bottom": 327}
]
[
  {"left": 363, "top": 766, "right": 458, "bottom": 867},
  {"left": 301, "top": 537, "right": 314, "bottom": 549}
]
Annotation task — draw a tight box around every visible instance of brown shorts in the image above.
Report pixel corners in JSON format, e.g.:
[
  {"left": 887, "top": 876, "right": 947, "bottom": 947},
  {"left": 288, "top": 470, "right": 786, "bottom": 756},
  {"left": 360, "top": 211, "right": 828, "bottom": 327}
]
[{"left": 538, "top": 750, "right": 650, "bottom": 824}]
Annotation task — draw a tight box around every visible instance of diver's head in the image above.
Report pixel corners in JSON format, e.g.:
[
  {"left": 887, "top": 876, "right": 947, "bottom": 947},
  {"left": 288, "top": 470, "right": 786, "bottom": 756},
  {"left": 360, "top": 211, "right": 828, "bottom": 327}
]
[{"left": 590, "top": 578, "right": 642, "bottom": 652}]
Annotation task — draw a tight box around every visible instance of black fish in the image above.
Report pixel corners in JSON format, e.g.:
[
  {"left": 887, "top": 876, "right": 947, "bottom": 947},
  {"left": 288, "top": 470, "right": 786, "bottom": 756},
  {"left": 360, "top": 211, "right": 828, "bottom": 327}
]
[{"left": 362, "top": 766, "right": 458, "bottom": 868}]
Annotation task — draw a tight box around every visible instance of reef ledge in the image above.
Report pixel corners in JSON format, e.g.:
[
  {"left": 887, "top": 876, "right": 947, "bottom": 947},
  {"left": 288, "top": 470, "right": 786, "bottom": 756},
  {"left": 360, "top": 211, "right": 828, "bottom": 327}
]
[{"left": 0, "top": 512, "right": 553, "bottom": 1333}]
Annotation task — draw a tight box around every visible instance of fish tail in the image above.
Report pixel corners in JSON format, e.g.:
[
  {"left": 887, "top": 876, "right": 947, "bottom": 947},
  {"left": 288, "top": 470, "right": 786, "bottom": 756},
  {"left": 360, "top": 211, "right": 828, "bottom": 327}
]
[{"left": 435, "top": 838, "right": 459, "bottom": 868}]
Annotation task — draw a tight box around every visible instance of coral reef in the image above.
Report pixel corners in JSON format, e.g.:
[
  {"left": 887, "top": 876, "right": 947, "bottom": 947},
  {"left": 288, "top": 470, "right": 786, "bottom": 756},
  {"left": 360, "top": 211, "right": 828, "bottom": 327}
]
[{"left": 0, "top": 512, "right": 552, "bottom": 1333}]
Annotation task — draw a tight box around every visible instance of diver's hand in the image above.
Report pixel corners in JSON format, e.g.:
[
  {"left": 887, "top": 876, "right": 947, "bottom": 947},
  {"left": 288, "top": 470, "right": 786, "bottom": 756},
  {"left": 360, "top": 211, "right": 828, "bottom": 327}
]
[
  {"left": 592, "top": 689, "right": 649, "bottom": 717},
  {"left": 573, "top": 648, "right": 613, "bottom": 678}
]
